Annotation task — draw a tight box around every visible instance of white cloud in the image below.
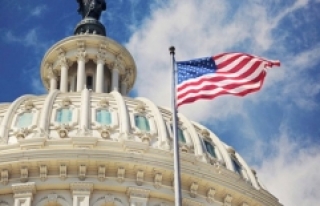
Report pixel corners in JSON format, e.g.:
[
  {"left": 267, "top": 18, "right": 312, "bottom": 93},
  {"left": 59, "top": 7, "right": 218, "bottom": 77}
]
[
  {"left": 126, "top": 0, "right": 317, "bottom": 120},
  {"left": 31, "top": 5, "right": 47, "bottom": 17},
  {"left": 256, "top": 128, "right": 320, "bottom": 206},
  {"left": 125, "top": 0, "right": 320, "bottom": 204},
  {"left": 5, "top": 29, "right": 48, "bottom": 51}
]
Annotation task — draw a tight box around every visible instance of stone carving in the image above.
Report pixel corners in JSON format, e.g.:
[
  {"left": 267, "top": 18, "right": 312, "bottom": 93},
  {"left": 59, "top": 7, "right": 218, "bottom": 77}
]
[
  {"left": 60, "top": 164, "right": 67, "bottom": 180},
  {"left": 182, "top": 198, "right": 203, "bottom": 206},
  {"left": 76, "top": 0, "right": 106, "bottom": 20},
  {"left": 1, "top": 170, "right": 9, "bottom": 185},
  {"left": 20, "top": 167, "right": 28, "bottom": 183},
  {"left": 78, "top": 165, "right": 86, "bottom": 181},
  {"left": 12, "top": 182, "right": 36, "bottom": 196},
  {"left": 206, "top": 188, "right": 216, "bottom": 203},
  {"left": 154, "top": 173, "right": 162, "bottom": 189},
  {"left": 190, "top": 182, "right": 198, "bottom": 198},
  {"left": 39, "top": 165, "right": 47, "bottom": 181},
  {"left": 117, "top": 167, "right": 125, "bottom": 183},
  {"left": 55, "top": 124, "right": 76, "bottom": 138},
  {"left": 98, "top": 165, "right": 106, "bottom": 181},
  {"left": 136, "top": 170, "right": 144, "bottom": 186},
  {"left": 57, "top": 49, "right": 69, "bottom": 68},
  {"left": 14, "top": 126, "right": 37, "bottom": 140},
  {"left": 224, "top": 194, "right": 232, "bottom": 206}
]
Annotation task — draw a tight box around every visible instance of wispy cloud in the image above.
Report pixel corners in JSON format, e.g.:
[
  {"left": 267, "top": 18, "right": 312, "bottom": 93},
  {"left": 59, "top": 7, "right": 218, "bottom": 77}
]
[
  {"left": 4, "top": 29, "right": 48, "bottom": 52},
  {"left": 31, "top": 5, "right": 47, "bottom": 17},
  {"left": 124, "top": 0, "right": 319, "bottom": 203},
  {"left": 256, "top": 126, "right": 320, "bottom": 206}
]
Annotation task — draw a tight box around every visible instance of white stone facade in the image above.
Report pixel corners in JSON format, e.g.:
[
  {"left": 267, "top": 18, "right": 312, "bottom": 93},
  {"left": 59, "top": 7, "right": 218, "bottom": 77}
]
[{"left": 0, "top": 33, "right": 282, "bottom": 206}]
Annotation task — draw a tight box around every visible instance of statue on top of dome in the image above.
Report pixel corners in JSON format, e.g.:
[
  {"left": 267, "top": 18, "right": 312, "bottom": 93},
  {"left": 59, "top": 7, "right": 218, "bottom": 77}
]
[{"left": 76, "top": 0, "right": 107, "bottom": 20}]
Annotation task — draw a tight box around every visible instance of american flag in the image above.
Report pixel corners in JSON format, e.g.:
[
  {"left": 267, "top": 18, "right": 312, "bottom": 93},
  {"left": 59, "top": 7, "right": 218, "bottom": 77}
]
[{"left": 176, "top": 52, "right": 280, "bottom": 107}]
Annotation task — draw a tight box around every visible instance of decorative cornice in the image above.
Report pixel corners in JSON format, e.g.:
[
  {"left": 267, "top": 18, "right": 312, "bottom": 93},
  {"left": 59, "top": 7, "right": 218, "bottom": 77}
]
[
  {"left": 126, "top": 187, "right": 150, "bottom": 199},
  {"left": 12, "top": 182, "right": 36, "bottom": 195},
  {"left": 70, "top": 182, "right": 93, "bottom": 193}
]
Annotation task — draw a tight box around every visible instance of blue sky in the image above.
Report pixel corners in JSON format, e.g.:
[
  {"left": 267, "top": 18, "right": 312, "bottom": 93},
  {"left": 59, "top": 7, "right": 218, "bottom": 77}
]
[{"left": 1, "top": 0, "right": 320, "bottom": 205}]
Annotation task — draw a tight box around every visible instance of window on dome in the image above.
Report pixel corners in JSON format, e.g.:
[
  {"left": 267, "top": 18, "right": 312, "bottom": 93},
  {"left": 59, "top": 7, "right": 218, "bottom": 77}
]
[
  {"left": 56, "top": 108, "right": 72, "bottom": 124},
  {"left": 170, "top": 124, "right": 186, "bottom": 143},
  {"left": 204, "top": 140, "right": 216, "bottom": 158},
  {"left": 232, "top": 159, "right": 242, "bottom": 175},
  {"left": 96, "top": 109, "right": 112, "bottom": 125},
  {"left": 16, "top": 112, "right": 33, "bottom": 128},
  {"left": 134, "top": 115, "right": 150, "bottom": 132}
]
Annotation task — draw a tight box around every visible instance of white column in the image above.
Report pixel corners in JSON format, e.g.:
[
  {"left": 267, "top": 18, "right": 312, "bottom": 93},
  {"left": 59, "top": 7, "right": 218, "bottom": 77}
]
[
  {"left": 96, "top": 58, "right": 105, "bottom": 93},
  {"left": 49, "top": 75, "right": 57, "bottom": 91},
  {"left": 111, "top": 68, "right": 119, "bottom": 91},
  {"left": 12, "top": 182, "right": 36, "bottom": 206},
  {"left": 121, "top": 81, "right": 127, "bottom": 95},
  {"left": 47, "top": 64, "right": 57, "bottom": 91},
  {"left": 60, "top": 63, "right": 69, "bottom": 93},
  {"left": 77, "top": 53, "right": 86, "bottom": 92}
]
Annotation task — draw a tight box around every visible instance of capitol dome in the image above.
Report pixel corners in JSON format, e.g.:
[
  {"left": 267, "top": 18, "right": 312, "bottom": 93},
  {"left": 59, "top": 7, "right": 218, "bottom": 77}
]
[{"left": 0, "top": 2, "right": 282, "bottom": 206}]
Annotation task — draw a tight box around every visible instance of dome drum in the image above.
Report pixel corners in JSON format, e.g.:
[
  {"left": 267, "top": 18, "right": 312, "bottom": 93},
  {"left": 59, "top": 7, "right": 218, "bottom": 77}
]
[
  {"left": 40, "top": 35, "right": 137, "bottom": 95},
  {"left": 0, "top": 90, "right": 283, "bottom": 205}
]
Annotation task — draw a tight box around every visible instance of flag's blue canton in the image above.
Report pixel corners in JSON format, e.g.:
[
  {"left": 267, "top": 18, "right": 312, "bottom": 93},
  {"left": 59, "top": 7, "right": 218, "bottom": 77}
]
[{"left": 177, "top": 57, "right": 218, "bottom": 84}]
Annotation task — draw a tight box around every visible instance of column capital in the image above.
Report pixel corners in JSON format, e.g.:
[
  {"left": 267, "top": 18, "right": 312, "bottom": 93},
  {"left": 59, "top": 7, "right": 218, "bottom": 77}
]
[
  {"left": 96, "top": 51, "right": 107, "bottom": 64},
  {"left": 58, "top": 53, "right": 69, "bottom": 68},
  {"left": 77, "top": 50, "right": 87, "bottom": 62}
]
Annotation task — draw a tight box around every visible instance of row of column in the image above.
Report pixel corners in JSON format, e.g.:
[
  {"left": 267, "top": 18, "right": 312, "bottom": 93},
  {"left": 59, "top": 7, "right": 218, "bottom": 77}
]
[
  {"left": 11, "top": 182, "right": 150, "bottom": 206},
  {"left": 49, "top": 52, "right": 123, "bottom": 94}
]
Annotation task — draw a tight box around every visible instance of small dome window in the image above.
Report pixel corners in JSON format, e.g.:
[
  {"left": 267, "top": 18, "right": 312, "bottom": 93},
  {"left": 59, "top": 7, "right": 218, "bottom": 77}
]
[
  {"left": 204, "top": 140, "right": 216, "bottom": 158},
  {"left": 134, "top": 115, "right": 150, "bottom": 132},
  {"left": 96, "top": 109, "right": 112, "bottom": 125},
  {"left": 56, "top": 108, "right": 72, "bottom": 124},
  {"left": 232, "top": 158, "right": 242, "bottom": 175},
  {"left": 16, "top": 112, "right": 33, "bottom": 128},
  {"left": 169, "top": 124, "right": 186, "bottom": 143}
]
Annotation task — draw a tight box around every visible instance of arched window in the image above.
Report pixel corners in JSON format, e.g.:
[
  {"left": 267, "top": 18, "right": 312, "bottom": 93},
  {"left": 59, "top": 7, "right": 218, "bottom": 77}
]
[
  {"left": 232, "top": 159, "right": 242, "bottom": 175},
  {"left": 16, "top": 112, "right": 33, "bottom": 128},
  {"left": 169, "top": 124, "right": 186, "bottom": 143},
  {"left": 134, "top": 115, "right": 150, "bottom": 132},
  {"left": 204, "top": 140, "right": 216, "bottom": 158},
  {"left": 56, "top": 108, "right": 72, "bottom": 124},
  {"left": 96, "top": 109, "right": 112, "bottom": 125}
]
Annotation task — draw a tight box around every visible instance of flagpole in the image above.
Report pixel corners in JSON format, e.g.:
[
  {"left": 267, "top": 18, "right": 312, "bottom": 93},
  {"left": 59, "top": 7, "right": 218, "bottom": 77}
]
[{"left": 169, "top": 46, "right": 182, "bottom": 206}]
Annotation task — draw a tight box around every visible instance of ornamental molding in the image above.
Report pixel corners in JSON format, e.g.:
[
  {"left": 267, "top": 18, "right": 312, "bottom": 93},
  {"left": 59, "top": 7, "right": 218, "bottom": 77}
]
[
  {"left": 98, "top": 165, "right": 106, "bottom": 181},
  {"left": 57, "top": 49, "right": 70, "bottom": 68},
  {"left": 12, "top": 182, "right": 36, "bottom": 195},
  {"left": 78, "top": 164, "right": 87, "bottom": 181},
  {"left": 134, "top": 103, "right": 146, "bottom": 113},
  {"left": 224, "top": 194, "right": 233, "bottom": 206},
  {"left": 154, "top": 172, "right": 162, "bottom": 189},
  {"left": 1, "top": 169, "right": 9, "bottom": 185},
  {"left": 20, "top": 167, "right": 28, "bottom": 183},
  {"left": 126, "top": 187, "right": 150, "bottom": 199},
  {"left": 117, "top": 167, "right": 125, "bottom": 183},
  {"left": 190, "top": 182, "right": 199, "bottom": 198},
  {"left": 39, "top": 165, "right": 48, "bottom": 181},
  {"left": 14, "top": 126, "right": 37, "bottom": 140},
  {"left": 206, "top": 187, "right": 216, "bottom": 203},
  {"left": 136, "top": 170, "right": 144, "bottom": 186},
  {"left": 60, "top": 97, "right": 72, "bottom": 108},
  {"left": 98, "top": 98, "right": 109, "bottom": 108},
  {"left": 70, "top": 182, "right": 93, "bottom": 193},
  {"left": 182, "top": 198, "right": 203, "bottom": 206}
]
